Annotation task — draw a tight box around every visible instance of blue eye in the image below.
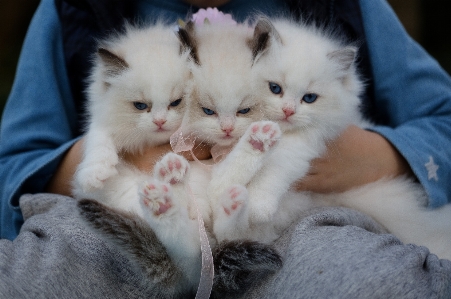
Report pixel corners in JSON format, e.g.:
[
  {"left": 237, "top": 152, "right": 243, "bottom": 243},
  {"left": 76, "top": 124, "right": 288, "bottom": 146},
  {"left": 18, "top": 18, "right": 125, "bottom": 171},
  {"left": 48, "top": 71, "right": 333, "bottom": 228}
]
[
  {"left": 269, "top": 82, "right": 282, "bottom": 95},
  {"left": 302, "top": 93, "right": 318, "bottom": 103},
  {"left": 202, "top": 107, "right": 216, "bottom": 115},
  {"left": 170, "top": 98, "right": 182, "bottom": 107},
  {"left": 134, "top": 102, "right": 148, "bottom": 110},
  {"left": 237, "top": 108, "right": 250, "bottom": 114}
]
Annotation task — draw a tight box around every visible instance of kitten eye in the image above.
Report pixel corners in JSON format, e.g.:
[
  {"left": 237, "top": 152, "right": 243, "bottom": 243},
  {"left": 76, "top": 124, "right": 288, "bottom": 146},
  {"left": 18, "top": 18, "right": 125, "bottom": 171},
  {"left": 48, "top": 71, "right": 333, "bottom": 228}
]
[
  {"left": 269, "top": 82, "right": 282, "bottom": 95},
  {"left": 202, "top": 107, "right": 216, "bottom": 115},
  {"left": 302, "top": 93, "right": 318, "bottom": 104},
  {"left": 133, "top": 102, "right": 148, "bottom": 110},
  {"left": 169, "top": 98, "right": 182, "bottom": 107},
  {"left": 237, "top": 108, "right": 250, "bottom": 114}
]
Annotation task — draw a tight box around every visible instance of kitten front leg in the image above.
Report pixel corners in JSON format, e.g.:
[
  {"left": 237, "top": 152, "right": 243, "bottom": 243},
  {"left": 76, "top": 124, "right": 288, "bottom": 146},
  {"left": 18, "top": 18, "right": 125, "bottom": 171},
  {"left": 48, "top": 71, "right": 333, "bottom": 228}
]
[
  {"left": 74, "top": 128, "right": 119, "bottom": 193},
  {"left": 138, "top": 178, "right": 201, "bottom": 281},
  {"left": 209, "top": 121, "right": 281, "bottom": 202},
  {"left": 246, "top": 136, "right": 314, "bottom": 223},
  {"left": 213, "top": 185, "right": 250, "bottom": 243},
  {"left": 153, "top": 152, "right": 194, "bottom": 217}
]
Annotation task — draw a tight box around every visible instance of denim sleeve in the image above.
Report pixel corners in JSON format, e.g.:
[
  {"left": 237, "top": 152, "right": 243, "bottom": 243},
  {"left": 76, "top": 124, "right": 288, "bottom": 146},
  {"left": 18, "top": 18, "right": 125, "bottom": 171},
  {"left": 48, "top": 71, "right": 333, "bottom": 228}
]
[
  {"left": 0, "top": 0, "right": 79, "bottom": 239},
  {"left": 359, "top": 0, "right": 451, "bottom": 207}
]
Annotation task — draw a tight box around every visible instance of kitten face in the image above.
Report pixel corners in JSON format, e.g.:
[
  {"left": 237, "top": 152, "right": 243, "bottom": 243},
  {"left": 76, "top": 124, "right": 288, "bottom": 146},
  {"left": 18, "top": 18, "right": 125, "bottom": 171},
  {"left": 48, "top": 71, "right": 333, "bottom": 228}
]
[
  {"left": 88, "top": 24, "right": 191, "bottom": 152},
  {"left": 179, "top": 23, "right": 266, "bottom": 147},
  {"left": 253, "top": 19, "right": 363, "bottom": 140},
  {"left": 104, "top": 62, "right": 189, "bottom": 149}
]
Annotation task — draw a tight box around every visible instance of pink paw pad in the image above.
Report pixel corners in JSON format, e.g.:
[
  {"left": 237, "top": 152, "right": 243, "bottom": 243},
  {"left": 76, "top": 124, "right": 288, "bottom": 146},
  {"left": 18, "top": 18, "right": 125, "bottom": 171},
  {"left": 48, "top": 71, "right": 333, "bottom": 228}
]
[
  {"left": 248, "top": 121, "right": 281, "bottom": 152},
  {"left": 140, "top": 182, "right": 174, "bottom": 216},
  {"left": 222, "top": 185, "right": 248, "bottom": 216},
  {"left": 156, "top": 153, "right": 189, "bottom": 184}
]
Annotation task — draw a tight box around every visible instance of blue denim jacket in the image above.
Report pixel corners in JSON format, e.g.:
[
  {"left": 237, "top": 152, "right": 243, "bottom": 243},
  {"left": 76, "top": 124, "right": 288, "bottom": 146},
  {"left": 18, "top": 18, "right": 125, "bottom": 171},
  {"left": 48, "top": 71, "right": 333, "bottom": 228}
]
[{"left": 1, "top": 0, "right": 451, "bottom": 240}]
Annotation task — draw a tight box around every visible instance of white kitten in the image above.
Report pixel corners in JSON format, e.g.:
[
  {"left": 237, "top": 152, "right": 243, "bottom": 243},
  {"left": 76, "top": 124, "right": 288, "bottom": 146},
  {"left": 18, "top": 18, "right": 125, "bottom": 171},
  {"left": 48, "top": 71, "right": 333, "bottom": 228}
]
[
  {"left": 214, "top": 17, "right": 451, "bottom": 261},
  {"left": 71, "top": 23, "right": 204, "bottom": 291},
  {"left": 122, "top": 20, "right": 284, "bottom": 293},
  {"left": 73, "top": 23, "right": 191, "bottom": 198},
  {"left": 208, "top": 17, "right": 361, "bottom": 243},
  {"left": 75, "top": 19, "right": 289, "bottom": 296},
  {"left": 168, "top": 21, "right": 274, "bottom": 234}
]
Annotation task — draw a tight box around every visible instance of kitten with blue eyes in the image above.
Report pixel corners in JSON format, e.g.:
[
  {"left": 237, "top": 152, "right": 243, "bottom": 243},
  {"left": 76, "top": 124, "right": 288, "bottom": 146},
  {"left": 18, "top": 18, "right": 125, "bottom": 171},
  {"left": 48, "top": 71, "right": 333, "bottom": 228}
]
[
  {"left": 71, "top": 23, "right": 207, "bottom": 294},
  {"left": 74, "top": 23, "right": 188, "bottom": 174},
  {"left": 212, "top": 17, "right": 451, "bottom": 261},
  {"left": 206, "top": 17, "right": 363, "bottom": 243},
  {"left": 76, "top": 20, "right": 283, "bottom": 297},
  {"left": 146, "top": 19, "right": 282, "bottom": 230},
  {"left": 133, "top": 20, "right": 285, "bottom": 296},
  {"left": 73, "top": 23, "right": 190, "bottom": 209}
]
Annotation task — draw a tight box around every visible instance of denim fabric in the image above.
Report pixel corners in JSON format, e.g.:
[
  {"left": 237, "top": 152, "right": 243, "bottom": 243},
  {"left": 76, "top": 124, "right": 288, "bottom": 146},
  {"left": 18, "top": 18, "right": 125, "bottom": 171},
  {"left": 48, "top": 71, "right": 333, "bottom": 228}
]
[
  {"left": 0, "top": 0, "right": 78, "bottom": 239},
  {"left": 360, "top": 0, "right": 451, "bottom": 207}
]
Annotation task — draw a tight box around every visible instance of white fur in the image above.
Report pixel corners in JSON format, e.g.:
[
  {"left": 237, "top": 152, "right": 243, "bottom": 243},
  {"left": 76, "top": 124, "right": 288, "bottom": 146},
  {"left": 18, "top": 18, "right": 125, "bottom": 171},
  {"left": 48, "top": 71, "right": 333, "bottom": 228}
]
[
  {"left": 75, "top": 18, "right": 451, "bottom": 289},
  {"left": 73, "top": 20, "right": 272, "bottom": 289},
  {"left": 210, "top": 18, "right": 451, "bottom": 261},
  {"left": 72, "top": 23, "right": 202, "bottom": 287},
  {"left": 174, "top": 22, "right": 269, "bottom": 230},
  {"left": 316, "top": 177, "right": 451, "bottom": 260},
  {"left": 210, "top": 18, "right": 363, "bottom": 242}
]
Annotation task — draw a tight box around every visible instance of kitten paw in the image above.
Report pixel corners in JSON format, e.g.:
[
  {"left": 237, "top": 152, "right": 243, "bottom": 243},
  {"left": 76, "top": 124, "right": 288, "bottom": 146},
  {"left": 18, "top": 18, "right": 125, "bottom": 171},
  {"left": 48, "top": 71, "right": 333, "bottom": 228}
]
[
  {"left": 155, "top": 153, "right": 190, "bottom": 184},
  {"left": 76, "top": 160, "right": 118, "bottom": 192},
  {"left": 220, "top": 185, "right": 248, "bottom": 217},
  {"left": 247, "top": 121, "right": 281, "bottom": 152},
  {"left": 139, "top": 181, "right": 175, "bottom": 217}
]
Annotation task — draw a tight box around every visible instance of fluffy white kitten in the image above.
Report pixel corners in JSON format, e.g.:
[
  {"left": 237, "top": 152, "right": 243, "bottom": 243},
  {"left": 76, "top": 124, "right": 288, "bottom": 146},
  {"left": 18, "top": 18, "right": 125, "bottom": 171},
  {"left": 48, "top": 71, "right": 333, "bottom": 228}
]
[
  {"left": 140, "top": 20, "right": 274, "bottom": 241},
  {"left": 129, "top": 20, "right": 285, "bottom": 295},
  {"left": 71, "top": 23, "right": 203, "bottom": 291},
  {"left": 213, "top": 17, "right": 451, "bottom": 261},
  {"left": 208, "top": 17, "right": 362, "bottom": 243},
  {"left": 74, "top": 19, "right": 284, "bottom": 296}
]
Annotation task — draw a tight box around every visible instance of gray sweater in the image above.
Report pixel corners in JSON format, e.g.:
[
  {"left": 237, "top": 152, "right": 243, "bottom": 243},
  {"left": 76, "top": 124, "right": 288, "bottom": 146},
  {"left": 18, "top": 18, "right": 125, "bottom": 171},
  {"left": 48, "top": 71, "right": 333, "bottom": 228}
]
[{"left": 1, "top": 193, "right": 450, "bottom": 298}]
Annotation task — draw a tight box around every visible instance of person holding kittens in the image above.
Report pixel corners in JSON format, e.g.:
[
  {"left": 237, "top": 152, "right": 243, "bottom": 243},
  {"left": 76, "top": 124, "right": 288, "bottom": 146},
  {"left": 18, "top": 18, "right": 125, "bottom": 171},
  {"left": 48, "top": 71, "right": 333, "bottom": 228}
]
[{"left": 1, "top": 0, "right": 451, "bottom": 298}]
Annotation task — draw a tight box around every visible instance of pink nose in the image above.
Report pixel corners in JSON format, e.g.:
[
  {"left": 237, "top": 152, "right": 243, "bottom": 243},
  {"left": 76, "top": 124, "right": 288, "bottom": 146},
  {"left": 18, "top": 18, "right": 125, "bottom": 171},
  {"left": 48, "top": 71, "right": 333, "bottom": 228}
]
[
  {"left": 283, "top": 107, "right": 294, "bottom": 117},
  {"left": 222, "top": 127, "right": 234, "bottom": 134},
  {"left": 153, "top": 119, "right": 166, "bottom": 127}
]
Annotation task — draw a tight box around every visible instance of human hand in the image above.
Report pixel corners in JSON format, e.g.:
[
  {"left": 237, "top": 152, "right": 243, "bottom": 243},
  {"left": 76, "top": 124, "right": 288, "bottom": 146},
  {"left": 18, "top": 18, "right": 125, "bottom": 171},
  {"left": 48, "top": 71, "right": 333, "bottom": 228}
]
[
  {"left": 293, "top": 125, "right": 414, "bottom": 193},
  {"left": 121, "top": 142, "right": 211, "bottom": 173},
  {"left": 46, "top": 138, "right": 84, "bottom": 197}
]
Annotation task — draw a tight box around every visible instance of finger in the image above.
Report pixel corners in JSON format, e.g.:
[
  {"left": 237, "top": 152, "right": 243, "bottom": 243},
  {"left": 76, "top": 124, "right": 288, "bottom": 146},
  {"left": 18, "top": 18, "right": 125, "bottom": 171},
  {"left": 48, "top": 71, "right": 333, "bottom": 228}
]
[{"left": 292, "top": 175, "right": 315, "bottom": 192}]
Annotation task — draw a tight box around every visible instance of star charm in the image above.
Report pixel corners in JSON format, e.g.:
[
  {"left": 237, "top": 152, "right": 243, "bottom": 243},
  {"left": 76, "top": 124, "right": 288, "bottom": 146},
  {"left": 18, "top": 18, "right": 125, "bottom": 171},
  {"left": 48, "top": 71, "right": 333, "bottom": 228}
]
[{"left": 424, "top": 156, "right": 439, "bottom": 181}]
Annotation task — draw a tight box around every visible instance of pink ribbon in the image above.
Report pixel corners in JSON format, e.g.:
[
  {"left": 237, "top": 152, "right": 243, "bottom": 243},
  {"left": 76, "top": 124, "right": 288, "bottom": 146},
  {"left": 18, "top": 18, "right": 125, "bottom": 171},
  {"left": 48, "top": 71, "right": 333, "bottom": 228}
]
[{"left": 171, "top": 128, "right": 214, "bottom": 298}]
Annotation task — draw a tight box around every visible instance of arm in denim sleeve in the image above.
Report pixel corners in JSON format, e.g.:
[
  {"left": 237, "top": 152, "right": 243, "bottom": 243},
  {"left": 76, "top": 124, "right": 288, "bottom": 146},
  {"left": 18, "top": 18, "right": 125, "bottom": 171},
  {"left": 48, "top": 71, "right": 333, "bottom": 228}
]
[
  {"left": 360, "top": 0, "right": 451, "bottom": 207},
  {"left": 0, "top": 0, "right": 79, "bottom": 239}
]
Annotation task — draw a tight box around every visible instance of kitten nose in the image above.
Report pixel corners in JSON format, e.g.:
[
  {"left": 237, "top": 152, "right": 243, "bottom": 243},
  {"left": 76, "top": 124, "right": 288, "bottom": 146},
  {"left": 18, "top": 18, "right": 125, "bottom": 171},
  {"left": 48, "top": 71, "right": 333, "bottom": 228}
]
[
  {"left": 222, "top": 126, "right": 234, "bottom": 135},
  {"left": 283, "top": 107, "right": 295, "bottom": 117},
  {"left": 153, "top": 119, "right": 166, "bottom": 127}
]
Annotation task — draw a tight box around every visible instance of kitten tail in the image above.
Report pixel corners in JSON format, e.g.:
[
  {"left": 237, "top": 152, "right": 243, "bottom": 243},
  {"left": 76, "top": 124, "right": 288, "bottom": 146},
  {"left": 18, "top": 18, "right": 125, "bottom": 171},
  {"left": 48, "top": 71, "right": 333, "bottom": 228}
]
[
  {"left": 77, "top": 199, "right": 193, "bottom": 298},
  {"left": 211, "top": 240, "right": 282, "bottom": 298}
]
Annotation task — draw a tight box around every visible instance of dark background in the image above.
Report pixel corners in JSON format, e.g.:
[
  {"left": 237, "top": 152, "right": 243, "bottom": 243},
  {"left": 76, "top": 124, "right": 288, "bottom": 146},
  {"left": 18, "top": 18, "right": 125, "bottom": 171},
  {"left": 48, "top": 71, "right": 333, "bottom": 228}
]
[{"left": 0, "top": 0, "right": 450, "bottom": 115}]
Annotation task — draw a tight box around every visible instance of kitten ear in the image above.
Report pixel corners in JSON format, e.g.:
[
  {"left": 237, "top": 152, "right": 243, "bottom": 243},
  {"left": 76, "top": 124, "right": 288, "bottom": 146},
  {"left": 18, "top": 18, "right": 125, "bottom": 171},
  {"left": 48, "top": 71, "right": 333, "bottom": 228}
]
[
  {"left": 176, "top": 21, "right": 200, "bottom": 65},
  {"left": 327, "top": 46, "right": 358, "bottom": 73},
  {"left": 249, "top": 17, "right": 282, "bottom": 64},
  {"left": 97, "top": 47, "right": 129, "bottom": 77}
]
